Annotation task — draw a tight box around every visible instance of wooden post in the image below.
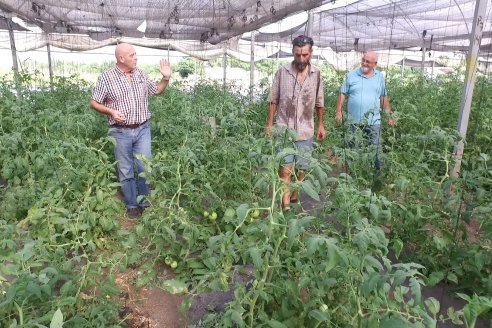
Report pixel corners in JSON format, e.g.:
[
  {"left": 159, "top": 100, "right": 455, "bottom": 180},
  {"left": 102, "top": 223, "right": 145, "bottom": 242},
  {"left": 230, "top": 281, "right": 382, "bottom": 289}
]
[{"left": 451, "top": 0, "right": 488, "bottom": 177}]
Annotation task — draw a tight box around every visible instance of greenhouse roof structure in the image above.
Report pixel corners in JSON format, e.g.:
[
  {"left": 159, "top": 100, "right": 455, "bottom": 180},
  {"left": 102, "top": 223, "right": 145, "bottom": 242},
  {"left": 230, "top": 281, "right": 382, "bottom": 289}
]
[{"left": 0, "top": 0, "right": 490, "bottom": 57}]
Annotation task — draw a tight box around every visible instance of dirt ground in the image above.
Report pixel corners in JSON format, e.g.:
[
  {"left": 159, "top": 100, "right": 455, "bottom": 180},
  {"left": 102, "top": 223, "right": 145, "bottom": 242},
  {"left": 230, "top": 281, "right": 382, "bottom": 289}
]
[{"left": 114, "top": 215, "right": 186, "bottom": 328}]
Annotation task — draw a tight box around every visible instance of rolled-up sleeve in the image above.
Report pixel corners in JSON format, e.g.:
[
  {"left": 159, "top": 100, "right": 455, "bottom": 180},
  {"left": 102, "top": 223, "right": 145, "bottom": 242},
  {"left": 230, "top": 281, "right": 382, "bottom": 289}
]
[
  {"left": 340, "top": 76, "right": 350, "bottom": 94},
  {"left": 92, "top": 75, "right": 108, "bottom": 103}
]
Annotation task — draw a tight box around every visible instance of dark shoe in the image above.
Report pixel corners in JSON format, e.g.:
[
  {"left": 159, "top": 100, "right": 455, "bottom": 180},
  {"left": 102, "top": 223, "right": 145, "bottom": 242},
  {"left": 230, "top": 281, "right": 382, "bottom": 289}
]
[
  {"left": 126, "top": 207, "right": 141, "bottom": 220},
  {"left": 138, "top": 200, "right": 151, "bottom": 209},
  {"left": 374, "top": 158, "right": 381, "bottom": 171}
]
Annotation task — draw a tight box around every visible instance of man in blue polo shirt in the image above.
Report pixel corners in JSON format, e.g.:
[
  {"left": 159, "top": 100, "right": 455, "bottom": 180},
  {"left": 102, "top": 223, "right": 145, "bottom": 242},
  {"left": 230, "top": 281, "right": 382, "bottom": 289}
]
[{"left": 335, "top": 51, "right": 394, "bottom": 169}]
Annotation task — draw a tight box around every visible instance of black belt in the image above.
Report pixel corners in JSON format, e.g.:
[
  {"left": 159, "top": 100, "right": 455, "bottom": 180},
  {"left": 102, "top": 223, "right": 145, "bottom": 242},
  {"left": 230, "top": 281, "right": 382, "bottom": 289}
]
[{"left": 112, "top": 119, "right": 148, "bottom": 129}]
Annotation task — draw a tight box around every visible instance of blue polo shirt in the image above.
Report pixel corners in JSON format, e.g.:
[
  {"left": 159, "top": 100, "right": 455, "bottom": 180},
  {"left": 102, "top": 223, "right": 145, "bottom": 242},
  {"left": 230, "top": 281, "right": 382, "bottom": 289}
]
[{"left": 340, "top": 68, "right": 387, "bottom": 125}]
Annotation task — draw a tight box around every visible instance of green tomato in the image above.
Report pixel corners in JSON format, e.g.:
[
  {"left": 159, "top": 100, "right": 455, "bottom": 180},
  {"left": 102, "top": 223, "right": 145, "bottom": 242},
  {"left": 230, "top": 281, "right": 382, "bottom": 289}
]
[
  {"left": 251, "top": 209, "right": 260, "bottom": 218},
  {"left": 319, "top": 303, "right": 328, "bottom": 312},
  {"left": 164, "top": 256, "right": 172, "bottom": 265},
  {"left": 203, "top": 210, "right": 209, "bottom": 218},
  {"left": 170, "top": 261, "right": 178, "bottom": 269},
  {"left": 209, "top": 211, "right": 218, "bottom": 221}
]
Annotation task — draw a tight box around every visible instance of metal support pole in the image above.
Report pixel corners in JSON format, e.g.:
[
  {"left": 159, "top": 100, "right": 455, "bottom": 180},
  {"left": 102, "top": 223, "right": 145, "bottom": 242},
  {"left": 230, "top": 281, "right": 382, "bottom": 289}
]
[
  {"left": 47, "top": 40, "right": 54, "bottom": 87},
  {"left": 222, "top": 44, "right": 227, "bottom": 90},
  {"left": 7, "top": 18, "right": 18, "bottom": 73},
  {"left": 421, "top": 30, "right": 427, "bottom": 73},
  {"left": 306, "top": 10, "right": 313, "bottom": 37},
  {"left": 7, "top": 18, "right": 21, "bottom": 97},
  {"left": 401, "top": 55, "right": 405, "bottom": 79},
  {"left": 451, "top": 0, "right": 488, "bottom": 177},
  {"left": 250, "top": 31, "right": 255, "bottom": 102},
  {"left": 421, "top": 47, "right": 426, "bottom": 73}
]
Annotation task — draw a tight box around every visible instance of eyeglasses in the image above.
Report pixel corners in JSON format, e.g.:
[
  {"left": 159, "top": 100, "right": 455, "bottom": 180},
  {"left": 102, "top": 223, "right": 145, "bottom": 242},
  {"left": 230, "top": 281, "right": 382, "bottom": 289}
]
[
  {"left": 361, "top": 58, "right": 376, "bottom": 64},
  {"left": 292, "top": 35, "right": 314, "bottom": 47}
]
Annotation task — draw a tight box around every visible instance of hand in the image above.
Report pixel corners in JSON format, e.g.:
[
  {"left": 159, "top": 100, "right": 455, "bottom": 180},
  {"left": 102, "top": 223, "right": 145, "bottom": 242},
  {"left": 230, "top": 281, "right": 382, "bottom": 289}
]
[
  {"left": 316, "top": 125, "right": 326, "bottom": 140},
  {"left": 159, "top": 59, "right": 171, "bottom": 79},
  {"left": 112, "top": 110, "right": 125, "bottom": 124},
  {"left": 389, "top": 116, "right": 395, "bottom": 126},
  {"left": 264, "top": 125, "right": 272, "bottom": 137},
  {"left": 335, "top": 111, "right": 343, "bottom": 127}
]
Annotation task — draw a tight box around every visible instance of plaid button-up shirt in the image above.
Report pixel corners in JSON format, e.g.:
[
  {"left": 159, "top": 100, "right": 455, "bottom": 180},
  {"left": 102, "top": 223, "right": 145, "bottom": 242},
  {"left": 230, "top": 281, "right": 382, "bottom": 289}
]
[
  {"left": 92, "top": 66, "right": 158, "bottom": 126},
  {"left": 268, "top": 63, "right": 324, "bottom": 141}
]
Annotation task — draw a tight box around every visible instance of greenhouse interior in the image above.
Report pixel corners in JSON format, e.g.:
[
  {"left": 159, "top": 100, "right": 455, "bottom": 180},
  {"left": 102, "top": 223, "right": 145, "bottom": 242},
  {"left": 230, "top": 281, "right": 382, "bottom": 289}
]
[{"left": 0, "top": 0, "right": 491, "bottom": 327}]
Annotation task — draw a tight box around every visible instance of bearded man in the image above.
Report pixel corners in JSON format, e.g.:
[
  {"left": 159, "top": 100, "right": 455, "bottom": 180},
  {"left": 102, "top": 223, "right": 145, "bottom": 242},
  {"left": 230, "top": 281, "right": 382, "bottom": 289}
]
[{"left": 264, "top": 35, "right": 326, "bottom": 210}]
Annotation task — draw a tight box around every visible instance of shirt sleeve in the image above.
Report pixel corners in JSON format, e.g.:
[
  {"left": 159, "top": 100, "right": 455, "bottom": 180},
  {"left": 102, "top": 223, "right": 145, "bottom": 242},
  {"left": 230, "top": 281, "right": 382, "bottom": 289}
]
[
  {"left": 380, "top": 74, "right": 387, "bottom": 97},
  {"left": 268, "top": 69, "right": 281, "bottom": 104},
  {"left": 92, "top": 74, "right": 108, "bottom": 104},
  {"left": 340, "top": 74, "right": 350, "bottom": 94},
  {"left": 315, "top": 71, "right": 324, "bottom": 108}
]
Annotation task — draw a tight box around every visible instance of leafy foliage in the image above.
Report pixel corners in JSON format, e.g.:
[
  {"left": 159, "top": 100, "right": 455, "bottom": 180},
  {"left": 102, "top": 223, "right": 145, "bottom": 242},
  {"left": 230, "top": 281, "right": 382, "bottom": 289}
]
[{"left": 0, "top": 69, "right": 491, "bottom": 327}]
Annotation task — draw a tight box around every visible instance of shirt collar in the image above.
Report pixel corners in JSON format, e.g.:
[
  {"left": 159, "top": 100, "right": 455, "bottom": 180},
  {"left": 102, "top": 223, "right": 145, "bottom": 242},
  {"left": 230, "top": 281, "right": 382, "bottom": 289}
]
[{"left": 115, "top": 65, "right": 135, "bottom": 75}]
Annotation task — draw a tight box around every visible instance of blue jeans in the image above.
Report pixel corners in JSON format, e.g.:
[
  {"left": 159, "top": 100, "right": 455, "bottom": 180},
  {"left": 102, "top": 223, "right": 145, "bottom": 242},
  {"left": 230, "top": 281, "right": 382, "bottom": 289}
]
[
  {"left": 110, "top": 121, "right": 152, "bottom": 209},
  {"left": 347, "top": 124, "right": 381, "bottom": 148}
]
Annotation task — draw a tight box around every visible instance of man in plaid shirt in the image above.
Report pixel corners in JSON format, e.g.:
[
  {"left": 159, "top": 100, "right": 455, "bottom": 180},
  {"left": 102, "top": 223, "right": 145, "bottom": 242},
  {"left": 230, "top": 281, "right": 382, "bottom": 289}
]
[
  {"left": 265, "top": 35, "right": 326, "bottom": 210},
  {"left": 90, "top": 42, "right": 171, "bottom": 219}
]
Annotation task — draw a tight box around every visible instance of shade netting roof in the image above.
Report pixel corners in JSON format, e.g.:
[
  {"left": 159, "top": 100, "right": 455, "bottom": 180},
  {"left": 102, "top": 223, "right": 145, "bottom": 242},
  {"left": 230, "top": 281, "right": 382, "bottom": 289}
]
[
  {"left": 252, "top": 0, "right": 492, "bottom": 53},
  {"left": 0, "top": 0, "right": 490, "bottom": 58}
]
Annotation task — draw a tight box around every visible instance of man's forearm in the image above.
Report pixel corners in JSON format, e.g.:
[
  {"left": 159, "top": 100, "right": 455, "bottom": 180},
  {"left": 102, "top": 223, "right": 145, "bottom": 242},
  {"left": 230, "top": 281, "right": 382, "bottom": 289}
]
[
  {"left": 90, "top": 99, "right": 113, "bottom": 116},
  {"left": 156, "top": 77, "right": 170, "bottom": 95},
  {"left": 266, "top": 102, "right": 277, "bottom": 127},
  {"left": 336, "top": 93, "right": 346, "bottom": 114},
  {"left": 381, "top": 96, "right": 391, "bottom": 111},
  {"left": 316, "top": 106, "right": 324, "bottom": 126}
]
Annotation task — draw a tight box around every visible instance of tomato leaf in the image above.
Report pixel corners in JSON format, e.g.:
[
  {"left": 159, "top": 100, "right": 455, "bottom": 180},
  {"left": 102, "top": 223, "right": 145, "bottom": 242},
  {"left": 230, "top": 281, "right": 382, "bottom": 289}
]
[
  {"left": 249, "top": 247, "right": 263, "bottom": 268},
  {"left": 380, "top": 314, "right": 417, "bottom": 328},
  {"left": 392, "top": 238, "right": 404, "bottom": 260},
  {"left": 308, "top": 310, "right": 330, "bottom": 322},
  {"left": 236, "top": 203, "right": 249, "bottom": 221},
  {"left": 287, "top": 216, "right": 313, "bottom": 249},
  {"left": 426, "top": 271, "right": 445, "bottom": 286},
  {"left": 160, "top": 279, "right": 188, "bottom": 294},
  {"left": 50, "top": 308, "right": 64, "bottom": 328},
  {"left": 425, "top": 297, "right": 440, "bottom": 316},
  {"left": 409, "top": 277, "right": 422, "bottom": 305},
  {"left": 300, "top": 180, "right": 320, "bottom": 201},
  {"left": 267, "top": 320, "right": 288, "bottom": 328}
]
